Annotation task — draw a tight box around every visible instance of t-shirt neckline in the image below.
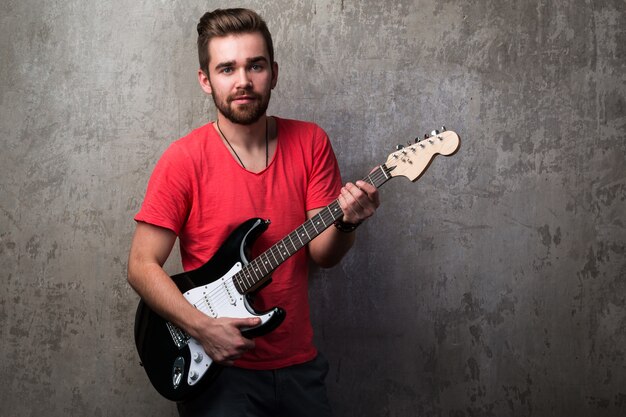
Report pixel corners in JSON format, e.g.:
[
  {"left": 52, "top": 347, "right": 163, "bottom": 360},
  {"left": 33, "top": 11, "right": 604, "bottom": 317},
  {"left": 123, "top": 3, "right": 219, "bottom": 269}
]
[{"left": 212, "top": 117, "right": 280, "bottom": 176}]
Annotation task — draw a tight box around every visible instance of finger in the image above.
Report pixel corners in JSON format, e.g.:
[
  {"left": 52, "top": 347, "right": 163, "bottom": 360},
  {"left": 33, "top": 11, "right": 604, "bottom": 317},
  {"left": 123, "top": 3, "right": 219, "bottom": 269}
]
[
  {"left": 355, "top": 181, "right": 380, "bottom": 207},
  {"left": 338, "top": 188, "right": 360, "bottom": 220},
  {"left": 355, "top": 180, "right": 376, "bottom": 196},
  {"left": 207, "top": 346, "right": 236, "bottom": 365},
  {"left": 232, "top": 317, "right": 262, "bottom": 329},
  {"left": 345, "top": 183, "right": 373, "bottom": 214},
  {"left": 239, "top": 337, "right": 256, "bottom": 351},
  {"left": 344, "top": 183, "right": 368, "bottom": 206}
]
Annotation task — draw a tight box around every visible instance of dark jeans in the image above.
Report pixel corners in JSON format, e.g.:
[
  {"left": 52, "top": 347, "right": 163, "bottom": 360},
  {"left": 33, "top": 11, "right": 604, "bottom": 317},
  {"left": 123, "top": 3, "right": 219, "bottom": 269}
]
[{"left": 177, "top": 354, "right": 333, "bottom": 417}]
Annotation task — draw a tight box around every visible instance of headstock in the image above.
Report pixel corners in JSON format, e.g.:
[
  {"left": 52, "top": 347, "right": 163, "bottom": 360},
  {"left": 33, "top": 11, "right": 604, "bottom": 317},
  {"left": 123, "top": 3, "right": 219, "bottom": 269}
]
[{"left": 385, "top": 128, "right": 460, "bottom": 181}]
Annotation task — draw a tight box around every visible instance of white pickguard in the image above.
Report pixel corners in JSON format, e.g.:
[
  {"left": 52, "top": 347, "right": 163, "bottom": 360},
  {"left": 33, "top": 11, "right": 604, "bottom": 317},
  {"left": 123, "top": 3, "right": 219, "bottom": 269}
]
[{"left": 181, "top": 262, "right": 276, "bottom": 385}]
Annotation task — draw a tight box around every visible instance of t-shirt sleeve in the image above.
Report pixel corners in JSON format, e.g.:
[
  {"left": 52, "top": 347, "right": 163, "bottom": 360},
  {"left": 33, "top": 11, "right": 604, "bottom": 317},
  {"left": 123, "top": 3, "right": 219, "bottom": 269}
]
[
  {"left": 305, "top": 125, "right": 343, "bottom": 211},
  {"left": 134, "top": 142, "right": 192, "bottom": 235}
]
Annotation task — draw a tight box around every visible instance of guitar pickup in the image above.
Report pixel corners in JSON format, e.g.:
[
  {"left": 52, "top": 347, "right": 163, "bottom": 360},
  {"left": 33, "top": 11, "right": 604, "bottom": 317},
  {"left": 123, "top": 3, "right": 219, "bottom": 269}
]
[{"left": 166, "top": 322, "right": 189, "bottom": 349}]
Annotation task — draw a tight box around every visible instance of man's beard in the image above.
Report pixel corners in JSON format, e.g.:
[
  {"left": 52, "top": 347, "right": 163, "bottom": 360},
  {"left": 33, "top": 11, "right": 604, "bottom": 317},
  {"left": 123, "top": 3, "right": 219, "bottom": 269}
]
[{"left": 211, "top": 86, "right": 271, "bottom": 125}]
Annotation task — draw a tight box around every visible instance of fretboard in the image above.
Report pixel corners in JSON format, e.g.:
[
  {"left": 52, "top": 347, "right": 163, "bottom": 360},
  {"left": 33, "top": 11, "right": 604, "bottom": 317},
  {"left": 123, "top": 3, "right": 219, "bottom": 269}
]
[{"left": 232, "top": 163, "right": 393, "bottom": 294}]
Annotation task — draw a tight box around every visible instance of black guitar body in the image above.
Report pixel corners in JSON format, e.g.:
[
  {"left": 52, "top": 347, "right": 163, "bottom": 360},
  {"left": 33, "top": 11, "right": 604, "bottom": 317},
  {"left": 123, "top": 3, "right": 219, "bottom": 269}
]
[{"left": 134, "top": 218, "right": 286, "bottom": 402}]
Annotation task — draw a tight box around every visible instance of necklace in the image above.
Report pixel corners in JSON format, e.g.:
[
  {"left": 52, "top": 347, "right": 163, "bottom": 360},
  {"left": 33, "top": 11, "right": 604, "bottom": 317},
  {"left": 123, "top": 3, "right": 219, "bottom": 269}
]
[{"left": 216, "top": 118, "right": 269, "bottom": 170}]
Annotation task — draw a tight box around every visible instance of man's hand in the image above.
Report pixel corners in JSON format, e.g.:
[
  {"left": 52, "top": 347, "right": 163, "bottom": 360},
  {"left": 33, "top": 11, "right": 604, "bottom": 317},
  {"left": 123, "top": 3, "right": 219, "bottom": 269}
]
[
  {"left": 193, "top": 316, "right": 261, "bottom": 366},
  {"left": 337, "top": 180, "right": 380, "bottom": 225},
  {"left": 307, "top": 178, "right": 381, "bottom": 267}
]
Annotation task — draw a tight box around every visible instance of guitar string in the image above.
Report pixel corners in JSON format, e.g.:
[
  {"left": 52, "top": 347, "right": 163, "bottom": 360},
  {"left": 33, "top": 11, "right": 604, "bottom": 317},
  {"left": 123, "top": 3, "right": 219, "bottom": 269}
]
[
  {"left": 232, "top": 169, "right": 388, "bottom": 294},
  {"left": 210, "top": 143, "right": 429, "bottom": 297},
  {"left": 193, "top": 166, "right": 392, "bottom": 309},
  {"left": 194, "top": 185, "right": 387, "bottom": 314},
  {"left": 230, "top": 166, "right": 390, "bottom": 293},
  {"left": 192, "top": 142, "right": 441, "bottom": 315},
  {"left": 192, "top": 212, "right": 329, "bottom": 309},
  {"left": 179, "top": 163, "right": 400, "bottom": 326}
]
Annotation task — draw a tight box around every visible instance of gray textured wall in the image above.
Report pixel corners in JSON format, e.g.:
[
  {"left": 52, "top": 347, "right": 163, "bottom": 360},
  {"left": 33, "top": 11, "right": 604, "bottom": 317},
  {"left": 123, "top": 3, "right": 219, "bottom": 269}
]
[{"left": 1, "top": 0, "right": 625, "bottom": 416}]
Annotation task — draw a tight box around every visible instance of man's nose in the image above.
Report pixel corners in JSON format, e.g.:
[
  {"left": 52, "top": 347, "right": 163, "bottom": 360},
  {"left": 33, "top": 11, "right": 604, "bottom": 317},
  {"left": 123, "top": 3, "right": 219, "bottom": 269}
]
[{"left": 235, "top": 69, "right": 252, "bottom": 89}]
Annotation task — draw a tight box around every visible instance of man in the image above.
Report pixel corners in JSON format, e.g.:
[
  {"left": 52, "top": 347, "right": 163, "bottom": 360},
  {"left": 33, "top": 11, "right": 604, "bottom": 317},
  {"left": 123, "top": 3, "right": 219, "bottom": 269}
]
[{"left": 128, "top": 8, "right": 379, "bottom": 417}]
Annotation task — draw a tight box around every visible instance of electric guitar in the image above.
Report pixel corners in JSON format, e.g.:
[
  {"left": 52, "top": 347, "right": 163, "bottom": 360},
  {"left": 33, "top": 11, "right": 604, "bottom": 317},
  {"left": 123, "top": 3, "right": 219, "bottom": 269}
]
[{"left": 134, "top": 128, "right": 460, "bottom": 402}]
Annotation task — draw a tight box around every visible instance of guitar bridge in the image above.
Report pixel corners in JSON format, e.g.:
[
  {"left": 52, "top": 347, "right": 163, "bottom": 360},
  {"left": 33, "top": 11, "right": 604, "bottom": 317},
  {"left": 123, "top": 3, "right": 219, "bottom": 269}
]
[{"left": 167, "top": 322, "right": 190, "bottom": 349}]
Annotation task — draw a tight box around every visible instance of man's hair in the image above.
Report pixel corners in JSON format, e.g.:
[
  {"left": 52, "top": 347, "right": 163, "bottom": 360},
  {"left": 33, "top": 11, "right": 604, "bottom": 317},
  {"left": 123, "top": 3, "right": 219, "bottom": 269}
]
[{"left": 197, "top": 8, "right": 274, "bottom": 75}]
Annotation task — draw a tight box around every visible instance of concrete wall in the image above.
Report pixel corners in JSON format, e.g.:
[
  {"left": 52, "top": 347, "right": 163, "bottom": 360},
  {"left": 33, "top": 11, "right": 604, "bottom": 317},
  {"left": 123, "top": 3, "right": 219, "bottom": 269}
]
[{"left": 1, "top": 0, "right": 625, "bottom": 416}]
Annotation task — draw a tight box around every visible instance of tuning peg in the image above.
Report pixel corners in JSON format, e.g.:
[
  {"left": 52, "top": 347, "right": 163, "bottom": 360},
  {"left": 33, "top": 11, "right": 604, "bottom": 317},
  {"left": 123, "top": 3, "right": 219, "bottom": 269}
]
[
  {"left": 430, "top": 129, "right": 440, "bottom": 136},
  {"left": 423, "top": 133, "right": 430, "bottom": 139},
  {"left": 414, "top": 137, "right": 421, "bottom": 143},
  {"left": 440, "top": 126, "right": 447, "bottom": 132},
  {"left": 396, "top": 144, "right": 404, "bottom": 150}
]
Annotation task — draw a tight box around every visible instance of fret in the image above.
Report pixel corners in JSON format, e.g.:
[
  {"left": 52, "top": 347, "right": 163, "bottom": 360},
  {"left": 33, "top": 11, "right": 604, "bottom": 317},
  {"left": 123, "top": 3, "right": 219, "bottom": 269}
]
[
  {"left": 249, "top": 260, "right": 261, "bottom": 278},
  {"left": 290, "top": 231, "right": 303, "bottom": 249},
  {"left": 277, "top": 242, "right": 289, "bottom": 259},
  {"left": 313, "top": 216, "right": 325, "bottom": 230},
  {"left": 269, "top": 246, "right": 280, "bottom": 265},
  {"left": 283, "top": 237, "right": 293, "bottom": 254},
  {"left": 310, "top": 218, "right": 319, "bottom": 234},
  {"left": 319, "top": 214, "right": 328, "bottom": 228},
  {"left": 297, "top": 226, "right": 308, "bottom": 243},
  {"left": 329, "top": 203, "right": 342, "bottom": 220},
  {"left": 250, "top": 262, "right": 262, "bottom": 281},
  {"left": 305, "top": 222, "right": 317, "bottom": 239},
  {"left": 233, "top": 273, "right": 244, "bottom": 293},
  {"left": 272, "top": 245, "right": 284, "bottom": 262},
  {"left": 241, "top": 270, "right": 251, "bottom": 287},
  {"left": 376, "top": 165, "right": 390, "bottom": 185},
  {"left": 238, "top": 271, "right": 249, "bottom": 293},
  {"left": 242, "top": 269, "right": 254, "bottom": 288},
  {"left": 259, "top": 254, "right": 271, "bottom": 274},
  {"left": 287, "top": 233, "right": 298, "bottom": 253},
  {"left": 324, "top": 205, "right": 339, "bottom": 222}
]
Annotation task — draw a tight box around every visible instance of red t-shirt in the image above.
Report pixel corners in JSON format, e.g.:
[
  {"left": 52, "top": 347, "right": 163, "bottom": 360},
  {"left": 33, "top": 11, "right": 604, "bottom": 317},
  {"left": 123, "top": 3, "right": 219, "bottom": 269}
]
[{"left": 135, "top": 117, "right": 342, "bottom": 369}]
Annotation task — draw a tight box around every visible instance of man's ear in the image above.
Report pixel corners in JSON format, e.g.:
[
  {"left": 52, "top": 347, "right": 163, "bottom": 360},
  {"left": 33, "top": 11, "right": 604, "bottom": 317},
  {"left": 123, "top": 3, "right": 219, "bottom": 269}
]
[
  {"left": 271, "top": 62, "right": 279, "bottom": 89},
  {"left": 198, "top": 69, "right": 212, "bottom": 95}
]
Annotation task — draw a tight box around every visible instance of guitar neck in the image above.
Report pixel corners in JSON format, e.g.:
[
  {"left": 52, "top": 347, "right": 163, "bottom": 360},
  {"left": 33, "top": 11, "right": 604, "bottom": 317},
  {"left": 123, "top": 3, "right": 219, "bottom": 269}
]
[{"left": 233, "top": 164, "right": 393, "bottom": 293}]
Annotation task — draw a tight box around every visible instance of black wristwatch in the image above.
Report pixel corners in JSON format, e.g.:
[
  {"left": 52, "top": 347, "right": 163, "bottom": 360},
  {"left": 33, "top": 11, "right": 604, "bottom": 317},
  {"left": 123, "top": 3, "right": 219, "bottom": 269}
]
[{"left": 333, "top": 219, "right": 361, "bottom": 233}]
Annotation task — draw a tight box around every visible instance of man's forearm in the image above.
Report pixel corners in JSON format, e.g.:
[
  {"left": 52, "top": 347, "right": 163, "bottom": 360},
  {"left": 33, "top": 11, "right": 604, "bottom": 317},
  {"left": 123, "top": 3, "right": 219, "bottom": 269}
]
[
  {"left": 128, "top": 259, "right": 209, "bottom": 338},
  {"left": 308, "top": 224, "right": 356, "bottom": 268}
]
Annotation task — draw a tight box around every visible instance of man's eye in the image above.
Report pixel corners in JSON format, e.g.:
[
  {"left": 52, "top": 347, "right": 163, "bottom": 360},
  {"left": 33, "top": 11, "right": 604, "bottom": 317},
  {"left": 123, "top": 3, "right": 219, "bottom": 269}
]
[
  {"left": 222, "top": 67, "right": 233, "bottom": 74},
  {"left": 251, "top": 64, "right": 263, "bottom": 71}
]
